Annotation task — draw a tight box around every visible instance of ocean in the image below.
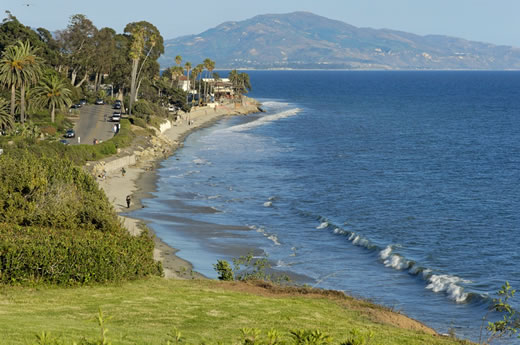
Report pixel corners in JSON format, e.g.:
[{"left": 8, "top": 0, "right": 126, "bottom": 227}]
[{"left": 131, "top": 71, "right": 520, "bottom": 342}]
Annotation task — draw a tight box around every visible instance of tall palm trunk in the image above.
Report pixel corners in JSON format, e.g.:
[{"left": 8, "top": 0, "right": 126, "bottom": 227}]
[
  {"left": 51, "top": 103, "right": 55, "bottom": 123},
  {"left": 20, "top": 84, "right": 26, "bottom": 124},
  {"left": 10, "top": 84, "right": 15, "bottom": 118}
]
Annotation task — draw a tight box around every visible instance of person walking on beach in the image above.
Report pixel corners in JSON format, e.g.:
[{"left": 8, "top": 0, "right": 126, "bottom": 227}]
[
  {"left": 126, "top": 195, "right": 131, "bottom": 208},
  {"left": 121, "top": 167, "right": 126, "bottom": 176}
]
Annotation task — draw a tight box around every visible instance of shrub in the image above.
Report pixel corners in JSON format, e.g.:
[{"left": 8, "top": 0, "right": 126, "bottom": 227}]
[
  {"left": 0, "top": 149, "right": 120, "bottom": 231},
  {"left": 130, "top": 116, "right": 148, "bottom": 128},
  {"left": 133, "top": 100, "right": 154, "bottom": 115},
  {"left": 40, "top": 125, "right": 57, "bottom": 136},
  {"left": 214, "top": 260, "right": 234, "bottom": 281},
  {"left": 0, "top": 224, "right": 162, "bottom": 285},
  {"left": 0, "top": 149, "right": 162, "bottom": 285}
]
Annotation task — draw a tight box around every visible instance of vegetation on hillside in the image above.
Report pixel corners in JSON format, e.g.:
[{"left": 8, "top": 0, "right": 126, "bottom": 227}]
[{"left": 0, "top": 149, "right": 162, "bottom": 284}]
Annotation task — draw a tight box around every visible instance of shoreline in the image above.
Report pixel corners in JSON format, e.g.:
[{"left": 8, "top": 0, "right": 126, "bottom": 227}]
[{"left": 96, "top": 100, "right": 261, "bottom": 279}]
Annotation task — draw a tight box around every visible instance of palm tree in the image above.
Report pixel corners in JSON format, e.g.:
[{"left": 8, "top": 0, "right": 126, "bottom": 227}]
[
  {"left": 175, "top": 55, "right": 182, "bottom": 67},
  {"left": 32, "top": 73, "right": 72, "bottom": 123},
  {"left": 0, "top": 41, "right": 43, "bottom": 124},
  {"left": 194, "top": 64, "right": 204, "bottom": 106},
  {"left": 0, "top": 97, "right": 12, "bottom": 131},
  {"left": 229, "top": 69, "right": 239, "bottom": 100},
  {"left": 184, "top": 61, "right": 191, "bottom": 104}
]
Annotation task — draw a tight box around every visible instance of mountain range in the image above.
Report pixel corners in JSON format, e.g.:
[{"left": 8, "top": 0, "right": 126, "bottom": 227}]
[{"left": 159, "top": 11, "right": 520, "bottom": 70}]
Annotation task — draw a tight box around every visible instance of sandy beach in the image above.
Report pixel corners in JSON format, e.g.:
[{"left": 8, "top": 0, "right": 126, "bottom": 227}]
[{"left": 95, "top": 100, "right": 261, "bottom": 279}]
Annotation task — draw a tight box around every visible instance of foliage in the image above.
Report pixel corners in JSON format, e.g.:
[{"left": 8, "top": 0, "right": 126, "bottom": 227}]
[
  {"left": 214, "top": 260, "right": 234, "bottom": 281},
  {"left": 213, "top": 253, "right": 290, "bottom": 284},
  {"left": 30, "top": 70, "right": 72, "bottom": 123},
  {"left": 0, "top": 224, "right": 161, "bottom": 285},
  {"left": 480, "top": 281, "right": 520, "bottom": 344},
  {"left": 0, "top": 149, "right": 161, "bottom": 285},
  {"left": 0, "top": 149, "right": 119, "bottom": 230},
  {"left": 0, "top": 95, "right": 12, "bottom": 129}
]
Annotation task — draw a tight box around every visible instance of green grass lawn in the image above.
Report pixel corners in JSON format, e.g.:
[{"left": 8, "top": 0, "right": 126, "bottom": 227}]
[{"left": 0, "top": 278, "right": 471, "bottom": 345}]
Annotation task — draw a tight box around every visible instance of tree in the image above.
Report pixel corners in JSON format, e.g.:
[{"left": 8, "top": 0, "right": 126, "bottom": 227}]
[
  {"left": 124, "top": 21, "right": 164, "bottom": 115},
  {"left": 56, "top": 14, "right": 98, "bottom": 88},
  {"left": 193, "top": 64, "right": 203, "bottom": 106},
  {"left": 32, "top": 72, "right": 72, "bottom": 123},
  {"left": 175, "top": 55, "right": 182, "bottom": 67},
  {"left": 184, "top": 61, "right": 191, "bottom": 104},
  {"left": 0, "top": 96, "right": 12, "bottom": 130},
  {"left": 0, "top": 40, "right": 43, "bottom": 124},
  {"left": 92, "top": 27, "right": 116, "bottom": 91}
]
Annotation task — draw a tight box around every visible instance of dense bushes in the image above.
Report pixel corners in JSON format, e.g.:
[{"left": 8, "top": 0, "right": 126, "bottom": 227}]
[
  {"left": 0, "top": 149, "right": 162, "bottom": 284},
  {"left": 0, "top": 149, "right": 118, "bottom": 230},
  {"left": 0, "top": 225, "right": 162, "bottom": 284}
]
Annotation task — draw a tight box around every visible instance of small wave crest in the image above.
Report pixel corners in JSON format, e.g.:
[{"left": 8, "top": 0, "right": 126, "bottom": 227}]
[
  {"left": 192, "top": 158, "right": 210, "bottom": 165},
  {"left": 299, "top": 210, "right": 475, "bottom": 304},
  {"left": 426, "top": 274, "right": 471, "bottom": 303},
  {"left": 249, "top": 225, "right": 281, "bottom": 246},
  {"left": 316, "top": 222, "right": 329, "bottom": 229},
  {"left": 264, "top": 201, "right": 273, "bottom": 207},
  {"left": 227, "top": 108, "right": 302, "bottom": 132}
]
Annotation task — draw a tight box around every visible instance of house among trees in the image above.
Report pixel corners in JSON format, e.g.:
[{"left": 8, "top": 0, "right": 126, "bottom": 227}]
[{"left": 202, "top": 78, "right": 234, "bottom": 100}]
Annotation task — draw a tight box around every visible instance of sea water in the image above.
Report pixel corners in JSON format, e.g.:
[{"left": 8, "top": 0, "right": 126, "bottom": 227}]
[{"left": 132, "top": 71, "right": 520, "bottom": 342}]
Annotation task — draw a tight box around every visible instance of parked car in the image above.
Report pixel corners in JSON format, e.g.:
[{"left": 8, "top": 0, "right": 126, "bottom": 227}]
[
  {"left": 168, "top": 104, "right": 176, "bottom": 112},
  {"left": 95, "top": 98, "right": 104, "bottom": 105},
  {"left": 113, "top": 103, "right": 121, "bottom": 110},
  {"left": 70, "top": 103, "right": 81, "bottom": 109},
  {"left": 64, "top": 129, "right": 75, "bottom": 138},
  {"left": 79, "top": 99, "right": 87, "bottom": 105},
  {"left": 59, "top": 139, "right": 69, "bottom": 145},
  {"left": 111, "top": 113, "right": 121, "bottom": 122}
]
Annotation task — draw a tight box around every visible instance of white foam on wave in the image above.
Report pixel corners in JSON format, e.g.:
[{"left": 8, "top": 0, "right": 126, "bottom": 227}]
[
  {"left": 263, "top": 201, "right": 273, "bottom": 207},
  {"left": 251, "top": 225, "right": 281, "bottom": 246},
  {"left": 316, "top": 222, "right": 329, "bottom": 229},
  {"left": 276, "top": 260, "right": 290, "bottom": 267},
  {"left": 260, "top": 101, "right": 290, "bottom": 108},
  {"left": 379, "top": 245, "right": 393, "bottom": 260},
  {"left": 426, "top": 274, "right": 470, "bottom": 303},
  {"left": 228, "top": 108, "right": 302, "bottom": 132},
  {"left": 268, "top": 235, "right": 281, "bottom": 246},
  {"left": 207, "top": 195, "right": 221, "bottom": 200},
  {"left": 384, "top": 254, "right": 411, "bottom": 270},
  {"left": 192, "top": 158, "right": 209, "bottom": 165}
]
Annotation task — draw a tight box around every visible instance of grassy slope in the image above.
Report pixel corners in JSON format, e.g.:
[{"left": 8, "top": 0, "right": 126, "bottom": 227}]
[{"left": 0, "top": 278, "right": 469, "bottom": 345}]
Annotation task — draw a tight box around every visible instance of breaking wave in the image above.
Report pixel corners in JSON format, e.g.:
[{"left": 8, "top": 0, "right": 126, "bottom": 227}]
[
  {"left": 227, "top": 108, "right": 302, "bottom": 132},
  {"left": 297, "top": 210, "right": 480, "bottom": 304}
]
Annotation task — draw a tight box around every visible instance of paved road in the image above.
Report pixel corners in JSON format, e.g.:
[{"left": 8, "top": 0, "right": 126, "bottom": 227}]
[{"left": 72, "top": 104, "right": 116, "bottom": 145}]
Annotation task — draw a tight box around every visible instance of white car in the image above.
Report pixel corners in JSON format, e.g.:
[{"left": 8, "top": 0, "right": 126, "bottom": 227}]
[
  {"left": 168, "top": 105, "right": 176, "bottom": 112},
  {"left": 111, "top": 113, "right": 121, "bottom": 122}
]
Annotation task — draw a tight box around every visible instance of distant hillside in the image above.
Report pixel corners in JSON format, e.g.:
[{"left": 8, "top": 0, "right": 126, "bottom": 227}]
[{"left": 160, "top": 11, "right": 520, "bottom": 70}]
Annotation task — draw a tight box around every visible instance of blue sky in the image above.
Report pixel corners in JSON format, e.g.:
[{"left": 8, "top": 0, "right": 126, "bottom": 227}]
[{"left": 3, "top": 0, "right": 520, "bottom": 47}]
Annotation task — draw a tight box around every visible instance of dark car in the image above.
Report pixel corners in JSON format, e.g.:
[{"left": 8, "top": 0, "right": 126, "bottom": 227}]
[
  {"left": 79, "top": 99, "right": 87, "bottom": 105},
  {"left": 70, "top": 103, "right": 81, "bottom": 109},
  {"left": 64, "top": 129, "right": 75, "bottom": 138},
  {"left": 59, "top": 139, "right": 69, "bottom": 145},
  {"left": 95, "top": 98, "right": 104, "bottom": 105},
  {"left": 113, "top": 103, "right": 121, "bottom": 110}
]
